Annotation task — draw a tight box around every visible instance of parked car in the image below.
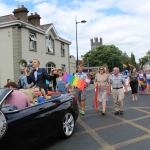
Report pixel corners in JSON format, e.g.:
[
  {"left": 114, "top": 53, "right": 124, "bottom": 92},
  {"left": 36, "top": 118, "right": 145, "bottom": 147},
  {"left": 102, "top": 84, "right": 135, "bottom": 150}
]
[{"left": 0, "top": 88, "right": 79, "bottom": 150}]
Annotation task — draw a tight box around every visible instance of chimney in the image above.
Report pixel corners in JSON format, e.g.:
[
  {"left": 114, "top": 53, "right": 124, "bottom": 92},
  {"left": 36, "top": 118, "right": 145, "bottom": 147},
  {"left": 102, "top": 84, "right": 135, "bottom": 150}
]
[
  {"left": 13, "top": 5, "right": 29, "bottom": 21},
  {"left": 28, "top": 12, "right": 41, "bottom": 26}
]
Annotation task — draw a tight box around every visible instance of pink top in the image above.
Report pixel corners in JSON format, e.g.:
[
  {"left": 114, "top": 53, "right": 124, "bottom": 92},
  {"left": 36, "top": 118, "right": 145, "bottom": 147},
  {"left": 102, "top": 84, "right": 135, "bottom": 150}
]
[{"left": 5, "top": 90, "right": 30, "bottom": 109}]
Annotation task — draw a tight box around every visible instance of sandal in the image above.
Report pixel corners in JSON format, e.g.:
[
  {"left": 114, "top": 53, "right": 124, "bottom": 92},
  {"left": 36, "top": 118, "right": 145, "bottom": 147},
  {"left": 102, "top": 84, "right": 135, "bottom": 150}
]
[{"left": 102, "top": 111, "right": 105, "bottom": 115}]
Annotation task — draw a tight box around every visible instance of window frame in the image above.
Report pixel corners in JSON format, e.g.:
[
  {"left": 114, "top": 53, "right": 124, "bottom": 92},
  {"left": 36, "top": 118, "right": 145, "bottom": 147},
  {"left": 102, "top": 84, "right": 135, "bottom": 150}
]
[
  {"left": 46, "top": 35, "right": 55, "bottom": 55},
  {"left": 61, "top": 43, "right": 65, "bottom": 57},
  {"left": 29, "top": 32, "right": 37, "bottom": 52},
  {"left": 61, "top": 64, "right": 66, "bottom": 72}
]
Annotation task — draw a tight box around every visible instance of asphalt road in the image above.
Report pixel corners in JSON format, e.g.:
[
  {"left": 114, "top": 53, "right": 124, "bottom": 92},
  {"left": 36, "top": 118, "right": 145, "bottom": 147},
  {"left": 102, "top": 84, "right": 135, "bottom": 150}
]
[{"left": 34, "top": 86, "right": 150, "bottom": 150}]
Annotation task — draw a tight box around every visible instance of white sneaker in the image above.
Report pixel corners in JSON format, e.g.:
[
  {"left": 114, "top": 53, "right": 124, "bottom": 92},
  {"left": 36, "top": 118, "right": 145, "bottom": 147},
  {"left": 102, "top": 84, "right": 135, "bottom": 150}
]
[
  {"left": 135, "top": 97, "right": 137, "bottom": 100},
  {"left": 132, "top": 98, "right": 135, "bottom": 101}
]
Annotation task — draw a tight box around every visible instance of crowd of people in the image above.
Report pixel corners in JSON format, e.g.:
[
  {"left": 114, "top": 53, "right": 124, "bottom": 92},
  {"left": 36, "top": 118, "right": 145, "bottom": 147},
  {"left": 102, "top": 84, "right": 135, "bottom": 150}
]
[
  {"left": 94, "top": 67, "right": 150, "bottom": 116},
  {"left": 2, "top": 59, "right": 150, "bottom": 117},
  {"left": 2, "top": 59, "right": 70, "bottom": 110}
]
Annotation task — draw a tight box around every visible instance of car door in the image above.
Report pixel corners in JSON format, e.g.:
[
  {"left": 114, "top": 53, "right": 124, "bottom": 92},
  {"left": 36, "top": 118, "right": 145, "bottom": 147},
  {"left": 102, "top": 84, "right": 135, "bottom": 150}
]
[
  {"left": 0, "top": 105, "right": 47, "bottom": 149},
  {"left": 42, "top": 95, "right": 74, "bottom": 138},
  {"left": 0, "top": 90, "right": 57, "bottom": 149}
]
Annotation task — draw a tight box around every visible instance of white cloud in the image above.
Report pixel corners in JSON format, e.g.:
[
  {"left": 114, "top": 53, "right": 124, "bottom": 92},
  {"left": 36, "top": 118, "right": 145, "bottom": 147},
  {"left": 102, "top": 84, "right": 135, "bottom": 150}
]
[
  {"left": 1, "top": 0, "right": 150, "bottom": 62},
  {"left": 33, "top": 0, "right": 150, "bottom": 62},
  {"left": 15, "top": 0, "right": 48, "bottom": 4},
  {"left": 0, "top": 3, "right": 15, "bottom": 16}
]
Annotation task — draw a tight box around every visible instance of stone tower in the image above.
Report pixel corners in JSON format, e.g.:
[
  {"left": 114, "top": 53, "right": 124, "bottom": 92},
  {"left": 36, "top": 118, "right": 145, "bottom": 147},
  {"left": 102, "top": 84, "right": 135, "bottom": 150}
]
[{"left": 90, "top": 37, "right": 103, "bottom": 50}]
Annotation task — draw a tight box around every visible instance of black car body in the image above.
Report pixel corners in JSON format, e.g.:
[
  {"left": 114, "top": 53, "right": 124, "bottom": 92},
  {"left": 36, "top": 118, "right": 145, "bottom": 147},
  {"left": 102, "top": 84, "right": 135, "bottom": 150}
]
[{"left": 0, "top": 88, "right": 79, "bottom": 150}]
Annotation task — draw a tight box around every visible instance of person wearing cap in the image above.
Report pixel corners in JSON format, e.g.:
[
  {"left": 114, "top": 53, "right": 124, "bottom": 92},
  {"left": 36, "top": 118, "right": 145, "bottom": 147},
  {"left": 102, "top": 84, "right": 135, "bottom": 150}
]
[{"left": 108, "top": 67, "right": 128, "bottom": 115}]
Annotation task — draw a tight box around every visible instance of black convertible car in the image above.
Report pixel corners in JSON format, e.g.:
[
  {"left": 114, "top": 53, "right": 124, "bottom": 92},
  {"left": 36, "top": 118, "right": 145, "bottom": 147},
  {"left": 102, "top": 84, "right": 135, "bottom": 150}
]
[{"left": 0, "top": 88, "right": 79, "bottom": 150}]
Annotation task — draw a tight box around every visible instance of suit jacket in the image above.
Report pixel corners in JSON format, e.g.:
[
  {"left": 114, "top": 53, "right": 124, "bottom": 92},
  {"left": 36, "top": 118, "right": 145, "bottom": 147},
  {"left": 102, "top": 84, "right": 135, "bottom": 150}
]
[{"left": 28, "top": 68, "right": 56, "bottom": 92}]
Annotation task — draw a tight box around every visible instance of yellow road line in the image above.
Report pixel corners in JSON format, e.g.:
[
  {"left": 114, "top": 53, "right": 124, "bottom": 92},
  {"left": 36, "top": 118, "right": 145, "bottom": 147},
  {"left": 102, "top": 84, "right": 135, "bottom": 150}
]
[
  {"left": 113, "top": 133, "right": 150, "bottom": 149},
  {"left": 78, "top": 118, "right": 111, "bottom": 148}
]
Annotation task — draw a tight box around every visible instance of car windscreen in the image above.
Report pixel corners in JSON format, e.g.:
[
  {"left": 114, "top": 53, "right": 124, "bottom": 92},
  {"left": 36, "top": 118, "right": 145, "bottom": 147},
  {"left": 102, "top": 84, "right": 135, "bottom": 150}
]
[{"left": 0, "top": 88, "right": 12, "bottom": 104}]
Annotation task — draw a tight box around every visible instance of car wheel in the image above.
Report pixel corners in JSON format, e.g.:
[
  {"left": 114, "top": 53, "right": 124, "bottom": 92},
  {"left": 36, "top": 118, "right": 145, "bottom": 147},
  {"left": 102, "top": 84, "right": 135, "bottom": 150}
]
[{"left": 61, "top": 111, "right": 75, "bottom": 139}]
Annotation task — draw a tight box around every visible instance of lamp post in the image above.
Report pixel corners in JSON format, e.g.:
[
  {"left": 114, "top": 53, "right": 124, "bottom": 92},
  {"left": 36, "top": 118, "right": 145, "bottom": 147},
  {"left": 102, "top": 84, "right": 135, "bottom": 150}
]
[{"left": 76, "top": 18, "right": 86, "bottom": 69}]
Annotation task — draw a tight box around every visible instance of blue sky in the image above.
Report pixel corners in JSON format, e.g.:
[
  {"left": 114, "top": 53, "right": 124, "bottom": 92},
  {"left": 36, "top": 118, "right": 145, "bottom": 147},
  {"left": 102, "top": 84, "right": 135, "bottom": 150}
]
[{"left": 1, "top": 0, "right": 150, "bottom": 61}]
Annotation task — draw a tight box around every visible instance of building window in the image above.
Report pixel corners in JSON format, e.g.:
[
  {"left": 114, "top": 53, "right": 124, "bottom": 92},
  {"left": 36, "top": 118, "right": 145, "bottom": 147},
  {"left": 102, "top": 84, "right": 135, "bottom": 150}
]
[
  {"left": 61, "top": 43, "right": 65, "bottom": 57},
  {"left": 30, "top": 33, "right": 37, "bottom": 50},
  {"left": 62, "top": 64, "right": 66, "bottom": 72},
  {"left": 46, "top": 62, "right": 55, "bottom": 73},
  {"left": 46, "top": 35, "right": 54, "bottom": 54}
]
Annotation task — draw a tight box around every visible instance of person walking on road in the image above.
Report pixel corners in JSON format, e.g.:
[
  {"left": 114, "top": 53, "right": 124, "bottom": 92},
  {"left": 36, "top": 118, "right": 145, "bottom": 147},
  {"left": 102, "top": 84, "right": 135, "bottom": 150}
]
[
  {"left": 128, "top": 68, "right": 138, "bottom": 101},
  {"left": 94, "top": 66, "right": 109, "bottom": 115},
  {"left": 108, "top": 67, "right": 128, "bottom": 115},
  {"left": 146, "top": 70, "right": 150, "bottom": 94},
  {"left": 73, "top": 66, "right": 88, "bottom": 115},
  {"left": 138, "top": 69, "right": 146, "bottom": 94}
]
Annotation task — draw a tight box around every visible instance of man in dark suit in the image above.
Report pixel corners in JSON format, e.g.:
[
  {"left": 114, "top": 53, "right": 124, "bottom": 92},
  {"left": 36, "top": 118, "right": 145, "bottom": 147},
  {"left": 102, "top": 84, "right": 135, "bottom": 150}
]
[{"left": 27, "top": 59, "right": 57, "bottom": 93}]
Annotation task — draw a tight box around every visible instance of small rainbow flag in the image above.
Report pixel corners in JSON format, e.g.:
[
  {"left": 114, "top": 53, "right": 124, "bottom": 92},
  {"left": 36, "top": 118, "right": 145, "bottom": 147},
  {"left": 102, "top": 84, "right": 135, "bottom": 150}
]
[
  {"left": 93, "top": 85, "right": 98, "bottom": 109},
  {"left": 128, "top": 63, "right": 134, "bottom": 68},
  {"left": 85, "top": 78, "right": 91, "bottom": 84},
  {"left": 123, "top": 64, "right": 127, "bottom": 68},
  {"left": 63, "top": 72, "right": 87, "bottom": 90}
]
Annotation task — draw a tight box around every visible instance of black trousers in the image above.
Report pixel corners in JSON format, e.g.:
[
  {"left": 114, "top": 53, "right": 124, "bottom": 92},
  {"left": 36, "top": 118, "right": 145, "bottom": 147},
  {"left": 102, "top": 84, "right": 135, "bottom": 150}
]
[{"left": 130, "top": 80, "right": 138, "bottom": 94}]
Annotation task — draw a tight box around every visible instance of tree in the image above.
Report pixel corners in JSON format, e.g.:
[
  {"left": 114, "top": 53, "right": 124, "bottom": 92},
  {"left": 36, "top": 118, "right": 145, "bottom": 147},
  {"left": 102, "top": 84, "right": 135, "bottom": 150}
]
[
  {"left": 82, "top": 45, "right": 123, "bottom": 71},
  {"left": 122, "top": 52, "right": 130, "bottom": 65},
  {"left": 130, "top": 53, "right": 136, "bottom": 67},
  {"left": 139, "top": 50, "right": 150, "bottom": 66},
  {"left": 139, "top": 56, "right": 149, "bottom": 65}
]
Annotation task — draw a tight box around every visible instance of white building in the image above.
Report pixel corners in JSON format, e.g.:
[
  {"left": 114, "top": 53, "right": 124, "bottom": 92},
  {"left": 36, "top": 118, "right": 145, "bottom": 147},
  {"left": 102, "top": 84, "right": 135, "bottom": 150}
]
[
  {"left": 0, "top": 5, "right": 72, "bottom": 87},
  {"left": 69, "top": 55, "right": 76, "bottom": 75}
]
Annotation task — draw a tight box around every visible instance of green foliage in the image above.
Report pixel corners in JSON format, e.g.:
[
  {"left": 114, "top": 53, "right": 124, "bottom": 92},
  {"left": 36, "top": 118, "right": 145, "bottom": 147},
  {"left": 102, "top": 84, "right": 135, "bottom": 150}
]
[
  {"left": 82, "top": 45, "right": 123, "bottom": 71},
  {"left": 139, "top": 56, "right": 149, "bottom": 65},
  {"left": 130, "top": 53, "right": 136, "bottom": 67},
  {"left": 139, "top": 50, "right": 150, "bottom": 66},
  {"left": 122, "top": 53, "right": 130, "bottom": 65}
]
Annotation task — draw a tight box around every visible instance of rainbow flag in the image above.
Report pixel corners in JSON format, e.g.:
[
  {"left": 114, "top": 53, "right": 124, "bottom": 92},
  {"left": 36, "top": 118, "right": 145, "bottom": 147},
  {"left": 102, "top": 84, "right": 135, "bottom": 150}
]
[
  {"left": 93, "top": 85, "right": 98, "bottom": 109},
  {"left": 85, "top": 78, "right": 91, "bottom": 84},
  {"left": 128, "top": 63, "right": 134, "bottom": 68},
  {"left": 123, "top": 64, "right": 127, "bottom": 68},
  {"left": 63, "top": 72, "right": 87, "bottom": 91}
]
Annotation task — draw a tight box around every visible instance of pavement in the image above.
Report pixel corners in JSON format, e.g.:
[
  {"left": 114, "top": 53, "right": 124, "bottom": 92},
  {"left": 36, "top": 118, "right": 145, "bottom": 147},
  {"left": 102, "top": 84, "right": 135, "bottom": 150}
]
[{"left": 35, "top": 86, "right": 150, "bottom": 150}]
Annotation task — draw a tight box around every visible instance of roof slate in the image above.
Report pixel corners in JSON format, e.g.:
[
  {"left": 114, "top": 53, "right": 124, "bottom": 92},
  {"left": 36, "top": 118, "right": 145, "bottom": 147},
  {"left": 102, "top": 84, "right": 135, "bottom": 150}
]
[
  {"left": 39, "top": 24, "right": 52, "bottom": 31},
  {"left": 0, "top": 14, "right": 17, "bottom": 24}
]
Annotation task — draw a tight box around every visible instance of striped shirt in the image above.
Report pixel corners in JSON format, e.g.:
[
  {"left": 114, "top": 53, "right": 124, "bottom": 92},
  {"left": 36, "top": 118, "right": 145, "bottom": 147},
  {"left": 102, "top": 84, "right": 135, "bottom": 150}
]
[{"left": 109, "top": 74, "right": 125, "bottom": 88}]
